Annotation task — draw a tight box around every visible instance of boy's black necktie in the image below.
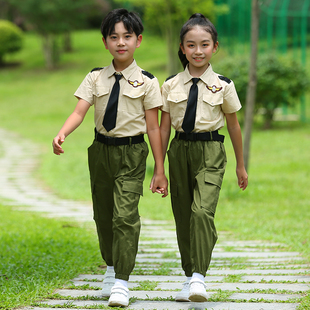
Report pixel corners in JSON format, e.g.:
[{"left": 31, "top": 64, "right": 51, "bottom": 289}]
[
  {"left": 102, "top": 73, "right": 122, "bottom": 132},
  {"left": 182, "top": 78, "right": 200, "bottom": 134}
]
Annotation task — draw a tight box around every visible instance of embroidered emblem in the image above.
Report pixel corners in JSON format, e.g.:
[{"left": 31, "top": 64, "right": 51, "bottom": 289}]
[
  {"left": 206, "top": 84, "right": 222, "bottom": 93},
  {"left": 128, "top": 80, "right": 144, "bottom": 88}
]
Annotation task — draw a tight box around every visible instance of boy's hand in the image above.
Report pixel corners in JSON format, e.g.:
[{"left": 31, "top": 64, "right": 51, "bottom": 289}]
[
  {"left": 52, "top": 134, "right": 65, "bottom": 155},
  {"left": 150, "top": 173, "right": 168, "bottom": 197},
  {"left": 236, "top": 166, "right": 248, "bottom": 191}
]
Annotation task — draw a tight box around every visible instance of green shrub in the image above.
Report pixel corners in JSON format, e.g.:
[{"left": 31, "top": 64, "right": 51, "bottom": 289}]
[
  {"left": 214, "top": 53, "right": 309, "bottom": 128},
  {"left": 0, "top": 19, "right": 23, "bottom": 65}
]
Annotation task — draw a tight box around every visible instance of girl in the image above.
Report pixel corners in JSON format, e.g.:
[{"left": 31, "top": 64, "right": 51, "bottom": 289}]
[{"left": 159, "top": 13, "right": 248, "bottom": 302}]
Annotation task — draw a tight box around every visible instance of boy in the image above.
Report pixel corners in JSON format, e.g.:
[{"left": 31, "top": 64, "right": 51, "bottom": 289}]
[{"left": 52, "top": 8, "right": 168, "bottom": 307}]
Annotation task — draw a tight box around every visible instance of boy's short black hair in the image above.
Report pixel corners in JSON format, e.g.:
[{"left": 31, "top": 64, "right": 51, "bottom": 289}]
[{"left": 101, "top": 8, "right": 144, "bottom": 40}]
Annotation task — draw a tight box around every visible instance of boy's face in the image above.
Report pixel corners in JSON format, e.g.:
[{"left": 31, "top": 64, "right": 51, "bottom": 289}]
[{"left": 103, "top": 21, "right": 142, "bottom": 71}]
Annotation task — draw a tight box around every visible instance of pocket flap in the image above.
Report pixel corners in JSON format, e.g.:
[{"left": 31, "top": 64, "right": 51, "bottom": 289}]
[
  {"left": 122, "top": 180, "right": 143, "bottom": 196},
  {"left": 204, "top": 171, "right": 223, "bottom": 188},
  {"left": 203, "top": 92, "right": 223, "bottom": 106},
  {"left": 167, "top": 92, "right": 188, "bottom": 103},
  {"left": 93, "top": 86, "right": 109, "bottom": 97},
  {"left": 123, "top": 89, "right": 145, "bottom": 99}
]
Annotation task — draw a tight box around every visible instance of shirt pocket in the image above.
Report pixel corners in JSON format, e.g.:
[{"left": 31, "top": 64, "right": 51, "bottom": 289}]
[
  {"left": 122, "top": 88, "right": 145, "bottom": 114},
  {"left": 167, "top": 92, "right": 188, "bottom": 116},
  {"left": 202, "top": 92, "right": 224, "bottom": 121},
  {"left": 93, "top": 86, "right": 109, "bottom": 112}
]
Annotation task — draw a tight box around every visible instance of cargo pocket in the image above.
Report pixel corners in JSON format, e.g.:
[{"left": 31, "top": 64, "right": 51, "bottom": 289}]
[
  {"left": 120, "top": 179, "right": 143, "bottom": 223},
  {"left": 93, "top": 86, "right": 109, "bottom": 113},
  {"left": 167, "top": 92, "right": 188, "bottom": 117},
  {"left": 123, "top": 89, "right": 145, "bottom": 114},
  {"left": 198, "top": 171, "right": 223, "bottom": 215}
]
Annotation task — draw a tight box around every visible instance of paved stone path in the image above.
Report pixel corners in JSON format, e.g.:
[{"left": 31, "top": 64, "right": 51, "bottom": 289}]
[{"left": 1, "top": 128, "right": 310, "bottom": 310}]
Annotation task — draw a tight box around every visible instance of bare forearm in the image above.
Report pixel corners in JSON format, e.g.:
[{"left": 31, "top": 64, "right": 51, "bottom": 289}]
[{"left": 148, "top": 127, "right": 165, "bottom": 175}]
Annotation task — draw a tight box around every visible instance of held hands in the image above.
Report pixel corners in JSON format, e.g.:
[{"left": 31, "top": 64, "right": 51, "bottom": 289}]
[
  {"left": 236, "top": 166, "right": 248, "bottom": 191},
  {"left": 52, "top": 134, "right": 65, "bottom": 155},
  {"left": 150, "top": 172, "right": 168, "bottom": 198}
]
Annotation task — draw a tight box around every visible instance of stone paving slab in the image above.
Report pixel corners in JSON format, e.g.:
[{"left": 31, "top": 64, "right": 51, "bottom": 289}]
[
  {"left": 157, "top": 282, "right": 310, "bottom": 292},
  {"left": 36, "top": 300, "right": 300, "bottom": 310},
  {"left": 229, "top": 292, "right": 301, "bottom": 301}
]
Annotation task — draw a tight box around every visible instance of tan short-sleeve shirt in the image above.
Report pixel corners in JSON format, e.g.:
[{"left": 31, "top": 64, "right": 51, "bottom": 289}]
[
  {"left": 74, "top": 60, "right": 162, "bottom": 137},
  {"left": 161, "top": 64, "right": 241, "bottom": 132}
]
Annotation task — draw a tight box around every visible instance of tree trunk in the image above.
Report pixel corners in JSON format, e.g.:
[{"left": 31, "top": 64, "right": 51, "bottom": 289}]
[
  {"left": 243, "top": 0, "right": 259, "bottom": 171},
  {"left": 42, "top": 33, "right": 59, "bottom": 70},
  {"left": 63, "top": 31, "right": 73, "bottom": 52}
]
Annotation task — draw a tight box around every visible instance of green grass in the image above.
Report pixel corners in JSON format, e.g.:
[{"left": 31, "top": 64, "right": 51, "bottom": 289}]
[
  {"left": 0, "top": 204, "right": 102, "bottom": 310},
  {"left": 1, "top": 29, "right": 310, "bottom": 309}
]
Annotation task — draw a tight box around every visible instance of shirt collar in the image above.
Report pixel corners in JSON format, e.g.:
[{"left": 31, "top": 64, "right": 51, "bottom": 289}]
[
  {"left": 107, "top": 60, "right": 138, "bottom": 80},
  {"left": 183, "top": 63, "right": 213, "bottom": 84}
]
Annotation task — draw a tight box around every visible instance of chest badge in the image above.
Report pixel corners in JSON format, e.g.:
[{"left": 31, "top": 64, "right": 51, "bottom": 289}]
[
  {"left": 128, "top": 80, "right": 144, "bottom": 88},
  {"left": 206, "top": 84, "right": 222, "bottom": 93}
]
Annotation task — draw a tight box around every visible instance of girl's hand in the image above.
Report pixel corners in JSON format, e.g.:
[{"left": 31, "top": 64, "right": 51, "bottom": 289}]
[
  {"left": 236, "top": 166, "right": 248, "bottom": 191},
  {"left": 52, "top": 134, "right": 65, "bottom": 155},
  {"left": 150, "top": 173, "right": 168, "bottom": 197}
]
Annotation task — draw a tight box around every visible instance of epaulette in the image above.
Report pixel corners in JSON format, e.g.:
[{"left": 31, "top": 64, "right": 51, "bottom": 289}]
[
  {"left": 218, "top": 75, "right": 231, "bottom": 84},
  {"left": 91, "top": 67, "right": 104, "bottom": 72},
  {"left": 165, "top": 74, "right": 177, "bottom": 82},
  {"left": 142, "top": 70, "right": 155, "bottom": 79}
]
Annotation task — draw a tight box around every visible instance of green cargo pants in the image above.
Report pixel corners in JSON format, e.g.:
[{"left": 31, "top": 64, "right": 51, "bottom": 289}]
[
  {"left": 167, "top": 137, "right": 227, "bottom": 277},
  {"left": 88, "top": 140, "right": 149, "bottom": 281}
]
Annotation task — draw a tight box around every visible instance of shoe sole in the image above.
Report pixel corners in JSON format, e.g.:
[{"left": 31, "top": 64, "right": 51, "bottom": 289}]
[
  {"left": 189, "top": 293, "right": 208, "bottom": 302},
  {"left": 108, "top": 301, "right": 129, "bottom": 307},
  {"left": 175, "top": 297, "right": 190, "bottom": 302}
]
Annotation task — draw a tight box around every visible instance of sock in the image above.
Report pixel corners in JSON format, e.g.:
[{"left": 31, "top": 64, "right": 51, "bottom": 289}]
[
  {"left": 192, "top": 272, "right": 204, "bottom": 282},
  {"left": 107, "top": 266, "right": 114, "bottom": 272},
  {"left": 187, "top": 276, "right": 192, "bottom": 282},
  {"left": 115, "top": 278, "right": 128, "bottom": 288}
]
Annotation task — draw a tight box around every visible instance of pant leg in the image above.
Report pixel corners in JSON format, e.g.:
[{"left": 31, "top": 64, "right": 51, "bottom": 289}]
[
  {"left": 88, "top": 140, "right": 114, "bottom": 267},
  {"left": 88, "top": 140, "right": 148, "bottom": 281},
  {"left": 168, "top": 138, "right": 226, "bottom": 277},
  {"left": 168, "top": 139, "right": 193, "bottom": 277},
  {"left": 190, "top": 140, "right": 227, "bottom": 276}
]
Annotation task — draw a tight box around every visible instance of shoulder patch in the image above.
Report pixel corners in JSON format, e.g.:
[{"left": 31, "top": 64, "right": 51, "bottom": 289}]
[
  {"left": 165, "top": 74, "right": 177, "bottom": 82},
  {"left": 91, "top": 67, "right": 104, "bottom": 73},
  {"left": 218, "top": 75, "right": 231, "bottom": 84},
  {"left": 142, "top": 70, "right": 155, "bottom": 79}
]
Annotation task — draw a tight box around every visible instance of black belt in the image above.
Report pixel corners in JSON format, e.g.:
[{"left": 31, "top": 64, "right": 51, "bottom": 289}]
[
  {"left": 95, "top": 129, "right": 144, "bottom": 146},
  {"left": 175, "top": 130, "right": 224, "bottom": 142}
]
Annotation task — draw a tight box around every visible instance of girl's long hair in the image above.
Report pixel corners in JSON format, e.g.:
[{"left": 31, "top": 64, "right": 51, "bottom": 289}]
[{"left": 178, "top": 13, "right": 218, "bottom": 69}]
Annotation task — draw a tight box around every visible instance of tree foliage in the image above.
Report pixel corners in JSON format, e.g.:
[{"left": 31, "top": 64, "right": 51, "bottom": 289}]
[
  {"left": 115, "top": 0, "right": 228, "bottom": 75},
  {"left": 7, "top": 0, "right": 100, "bottom": 69},
  {"left": 0, "top": 19, "right": 23, "bottom": 65},
  {"left": 214, "top": 53, "right": 309, "bottom": 128}
]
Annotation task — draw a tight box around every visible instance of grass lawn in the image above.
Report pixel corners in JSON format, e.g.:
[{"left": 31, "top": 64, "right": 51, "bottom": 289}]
[{"left": 1, "top": 29, "right": 310, "bottom": 309}]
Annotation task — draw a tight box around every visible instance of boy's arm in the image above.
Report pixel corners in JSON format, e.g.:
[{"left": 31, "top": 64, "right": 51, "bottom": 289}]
[
  {"left": 225, "top": 112, "right": 248, "bottom": 191},
  {"left": 52, "top": 99, "right": 91, "bottom": 155},
  {"left": 145, "top": 107, "right": 168, "bottom": 197}
]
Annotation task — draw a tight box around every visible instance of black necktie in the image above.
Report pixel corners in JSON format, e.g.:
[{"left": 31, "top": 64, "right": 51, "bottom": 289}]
[
  {"left": 182, "top": 78, "right": 200, "bottom": 134},
  {"left": 102, "top": 74, "right": 122, "bottom": 132}
]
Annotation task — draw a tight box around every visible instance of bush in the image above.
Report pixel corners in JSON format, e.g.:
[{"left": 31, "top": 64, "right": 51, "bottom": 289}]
[
  {"left": 213, "top": 53, "right": 309, "bottom": 128},
  {"left": 0, "top": 19, "right": 23, "bottom": 65}
]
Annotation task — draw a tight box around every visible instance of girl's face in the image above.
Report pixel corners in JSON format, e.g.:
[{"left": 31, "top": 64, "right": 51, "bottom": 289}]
[{"left": 180, "top": 26, "right": 218, "bottom": 76}]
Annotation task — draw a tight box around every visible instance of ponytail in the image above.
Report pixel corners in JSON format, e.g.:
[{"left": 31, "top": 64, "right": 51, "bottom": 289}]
[{"left": 178, "top": 47, "right": 188, "bottom": 69}]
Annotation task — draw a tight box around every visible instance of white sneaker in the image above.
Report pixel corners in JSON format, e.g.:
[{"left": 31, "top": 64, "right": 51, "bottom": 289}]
[
  {"left": 188, "top": 278, "right": 208, "bottom": 302},
  {"left": 101, "top": 268, "right": 115, "bottom": 297},
  {"left": 108, "top": 283, "right": 129, "bottom": 307},
  {"left": 175, "top": 280, "right": 190, "bottom": 302}
]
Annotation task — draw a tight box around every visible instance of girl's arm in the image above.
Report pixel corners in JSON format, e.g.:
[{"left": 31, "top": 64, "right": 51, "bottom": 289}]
[
  {"left": 160, "top": 111, "right": 171, "bottom": 159},
  {"left": 52, "top": 99, "right": 91, "bottom": 155},
  {"left": 145, "top": 107, "right": 168, "bottom": 197},
  {"left": 225, "top": 112, "right": 248, "bottom": 191}
]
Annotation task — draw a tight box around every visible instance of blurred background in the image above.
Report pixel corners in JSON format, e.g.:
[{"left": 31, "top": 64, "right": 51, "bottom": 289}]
[{"left": 0, "top": 0, "right": 310, "bottom": 253}]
